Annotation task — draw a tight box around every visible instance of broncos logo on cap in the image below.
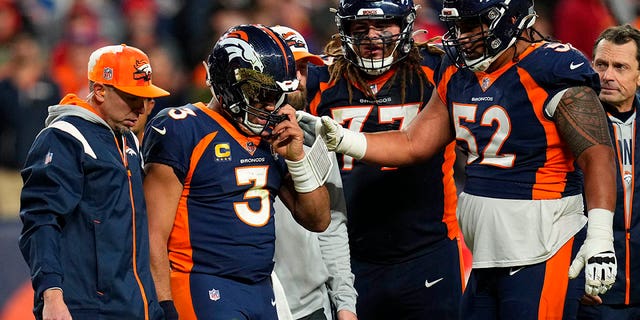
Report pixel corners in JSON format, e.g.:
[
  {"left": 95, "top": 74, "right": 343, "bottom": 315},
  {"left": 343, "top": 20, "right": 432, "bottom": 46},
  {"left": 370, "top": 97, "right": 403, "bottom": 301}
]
[
  {"left": 281, "top": 32, "right": 306, "bottom": 50},
  {"left": 219, "top": 37, "right": 265, "bottom": 72},
  {"left": 133, "top": 60, "right": 152, "bottom": 81}
]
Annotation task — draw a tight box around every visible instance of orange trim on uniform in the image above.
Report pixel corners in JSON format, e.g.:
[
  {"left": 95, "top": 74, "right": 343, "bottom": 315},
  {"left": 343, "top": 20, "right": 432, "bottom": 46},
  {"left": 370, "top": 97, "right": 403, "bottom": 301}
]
[
  {"left": 517, "top": 68, "right": 572, "bottom": 199},
  {"left": 196, "top": 103, "right": 262, "bottom": 154},
  {"left": 168, "top": 130, "right": 219, "bottom": 273},
  {"left": 171, "top": 271, "right": 198, "bottom": 320},
  {"left": 421, "top": 65, "right": 435, "bottom": 87},
  {"left": 456, "top": 234, "right": 469, "bottom": 292},
  {"left": 440, "top": 141, "right": 464, "bottom": 290},
  {"left": 441, "top": 141, "right": 459, "bottom": 240},
  {"left": 473, "top": 43, "right": 540, "bottom": 92},
  {"left": 354, "top": 67, "right": 395, "bottom": 94},
  {"left": 538, "top": 237, "right": 574, "bottom": 319},
  {"left": 310, "top": 69, "right": 397, "bottom": 115},
  {"left": 437, "top": 64, "right": 458, "bottom": 104},
  {"left": 309, "top": 80, "right": 335, "bottom": 116},
  {"left": 168, "top": 188, "right": 194, "bottom": 272}
]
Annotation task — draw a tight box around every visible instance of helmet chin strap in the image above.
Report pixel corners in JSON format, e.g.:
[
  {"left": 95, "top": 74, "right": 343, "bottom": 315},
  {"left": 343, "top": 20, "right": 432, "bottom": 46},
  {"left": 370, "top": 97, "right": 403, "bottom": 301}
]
[
  {"left": 358, "top": 55, "right": 395, "bottom": 75},
  {"left": 242, "top": 115, "right": 265, "bottom": 135},
  {"left": 241, "top": 91, "right": 288, "bottom": 136}
]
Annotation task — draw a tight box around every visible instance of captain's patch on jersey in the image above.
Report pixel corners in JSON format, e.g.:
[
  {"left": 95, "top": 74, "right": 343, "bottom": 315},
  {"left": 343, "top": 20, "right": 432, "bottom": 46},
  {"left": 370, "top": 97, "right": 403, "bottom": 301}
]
[{"left": 214, "top": 143, "right": 232, "bottom": 161}]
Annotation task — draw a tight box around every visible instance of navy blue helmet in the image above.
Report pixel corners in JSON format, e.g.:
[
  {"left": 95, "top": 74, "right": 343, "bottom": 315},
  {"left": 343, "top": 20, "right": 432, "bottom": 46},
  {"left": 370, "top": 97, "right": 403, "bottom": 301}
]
[
  {"left": 336, "top": 0, "right": 416, "bottom": 75},
  {"left": 440, "top": 0, "right": 536, "bottom": 71},
  {"left": 206, "top": 24, "right": 299, "bottom": 135}
]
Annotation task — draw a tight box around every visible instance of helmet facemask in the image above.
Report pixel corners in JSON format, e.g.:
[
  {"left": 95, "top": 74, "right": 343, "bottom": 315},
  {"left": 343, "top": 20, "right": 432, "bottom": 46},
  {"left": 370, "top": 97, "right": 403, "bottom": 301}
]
[
  {"left": 336, "top": 1, "right": 416, "bottom": 75},
  {"left": 219, "top": 68, "right": 291, "bottom": 136},
  {"left": 440, "top": 0, "right": 536, "bottom": 72}
]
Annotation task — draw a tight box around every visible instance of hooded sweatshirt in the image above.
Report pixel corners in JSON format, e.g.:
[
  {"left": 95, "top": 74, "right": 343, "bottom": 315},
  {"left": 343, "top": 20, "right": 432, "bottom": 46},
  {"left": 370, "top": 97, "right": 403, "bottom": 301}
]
[{"left": 19, "top": 94, "right": 163, "bottom": 319}]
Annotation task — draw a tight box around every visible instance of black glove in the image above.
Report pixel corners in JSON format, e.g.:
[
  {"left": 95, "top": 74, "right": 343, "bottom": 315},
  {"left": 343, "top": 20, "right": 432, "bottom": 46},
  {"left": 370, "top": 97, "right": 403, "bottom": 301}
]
[{"left": 159, "top": 300, "right": 179, "bottom": 320}]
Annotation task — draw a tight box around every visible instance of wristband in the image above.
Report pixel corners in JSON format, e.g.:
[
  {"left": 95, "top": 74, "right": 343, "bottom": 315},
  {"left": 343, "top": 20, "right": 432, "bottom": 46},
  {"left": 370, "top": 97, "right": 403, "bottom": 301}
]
[
  {"left": 335, "top": 129, "right": 367, "bottom": 160},
  {"left": 285, "top": 137, "right": 333, "bottom": 193},
  {"left": 587, "top": 208, "right": 614, "bottom": 242}
]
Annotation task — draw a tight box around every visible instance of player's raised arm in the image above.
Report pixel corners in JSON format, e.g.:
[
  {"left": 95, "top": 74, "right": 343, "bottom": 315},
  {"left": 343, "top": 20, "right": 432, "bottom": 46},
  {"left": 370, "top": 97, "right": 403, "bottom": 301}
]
[
  {"left": 297, "top": 89, "right": 454, "bottom": 166},
  {"left": 267, "top": 104, "right": 331, "bottom": 232}
]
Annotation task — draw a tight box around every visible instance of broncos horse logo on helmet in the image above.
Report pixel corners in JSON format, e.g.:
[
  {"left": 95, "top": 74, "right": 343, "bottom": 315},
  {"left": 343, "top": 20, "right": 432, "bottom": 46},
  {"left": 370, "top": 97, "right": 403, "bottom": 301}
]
[
  {"left": 222, "top": 29, "right": 267, "bottom": 72},
  {"left": 335, "top": 0, "right": 417, "bottom": 75},
  {"left": 440, "top": 0, "right": 537, "bottom": 72},
  {"left": 206, "top": 24, "right": 299, "bottom": 135}
]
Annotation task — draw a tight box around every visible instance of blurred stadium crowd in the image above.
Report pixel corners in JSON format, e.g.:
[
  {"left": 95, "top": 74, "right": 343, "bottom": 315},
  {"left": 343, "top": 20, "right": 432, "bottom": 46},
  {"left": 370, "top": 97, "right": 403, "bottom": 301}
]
[{"left": 0, "top": 0, "right": 639, "bottom": 317}]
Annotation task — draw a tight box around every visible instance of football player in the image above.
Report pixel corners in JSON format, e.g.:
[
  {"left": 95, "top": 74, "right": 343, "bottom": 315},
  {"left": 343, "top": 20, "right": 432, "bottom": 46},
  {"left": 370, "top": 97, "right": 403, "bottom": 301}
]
[
  {"left": 304, "top": 0, "right": 465, "bottom": 319},
  {"left": 298, "top": 0, "right": 618, "bottom": 318},
  {"left": 142, "top": 24, "right": 331, "bottom": 320}
]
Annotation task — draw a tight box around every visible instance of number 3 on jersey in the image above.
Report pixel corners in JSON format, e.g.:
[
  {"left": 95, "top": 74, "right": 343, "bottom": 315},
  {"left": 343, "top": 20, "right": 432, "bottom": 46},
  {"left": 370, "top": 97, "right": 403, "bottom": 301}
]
[
  {"left": 234, "top": 166, "right": 271, "bottom": 227},
  {"left": 453, "top": 102, "right": 515, "bottom": 168}
]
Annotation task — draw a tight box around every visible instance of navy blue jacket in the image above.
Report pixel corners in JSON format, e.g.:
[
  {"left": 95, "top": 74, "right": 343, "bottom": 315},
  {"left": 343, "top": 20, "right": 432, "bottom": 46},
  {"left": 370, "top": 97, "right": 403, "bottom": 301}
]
[
  {"left": 603, "top": 95, "right": 640, "bottom": 305},
  {"left": 19, "top": 94, "right": 163, "bottom": 319}
]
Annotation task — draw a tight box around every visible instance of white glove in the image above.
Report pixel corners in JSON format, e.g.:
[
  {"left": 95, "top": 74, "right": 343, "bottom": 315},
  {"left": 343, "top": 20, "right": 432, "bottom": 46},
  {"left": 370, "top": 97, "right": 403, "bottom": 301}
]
[
  {"left": 295, "top": 110, "right": 322, "bottom": 146},
  {"left": 568, "top": 208, "right": 617, "bottom": 296},
  {"left": 295, "top": 110, "right": 367, "bottom": 159}
]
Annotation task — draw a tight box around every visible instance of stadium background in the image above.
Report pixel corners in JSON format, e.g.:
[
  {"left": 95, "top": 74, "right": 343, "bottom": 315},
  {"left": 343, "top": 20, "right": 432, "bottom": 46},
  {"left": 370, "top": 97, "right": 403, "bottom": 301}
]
[{"left": 0, "top": 0, "right": 632, "bottom": 318}]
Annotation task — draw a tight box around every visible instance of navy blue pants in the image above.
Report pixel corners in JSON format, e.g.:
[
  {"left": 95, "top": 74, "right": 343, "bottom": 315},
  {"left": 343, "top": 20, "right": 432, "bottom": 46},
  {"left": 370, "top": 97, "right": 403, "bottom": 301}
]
[
  {"left": 172, "top": 272, "right": 277, "bottom": 320},
  {"left": 352, "top": 238, "right": 464, "bottom": 320},
  {"left": 461, "top": 229, "right": 585, "bottom": 320}
]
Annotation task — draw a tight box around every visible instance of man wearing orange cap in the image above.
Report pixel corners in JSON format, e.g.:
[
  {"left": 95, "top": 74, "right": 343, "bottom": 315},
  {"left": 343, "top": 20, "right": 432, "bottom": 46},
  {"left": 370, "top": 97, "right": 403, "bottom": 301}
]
[
  {"left": 18, "top": 44, "right": 169, "bottom": 320},
  {"left": 270, "top": 25, "right": 358, "bottom": 320}
]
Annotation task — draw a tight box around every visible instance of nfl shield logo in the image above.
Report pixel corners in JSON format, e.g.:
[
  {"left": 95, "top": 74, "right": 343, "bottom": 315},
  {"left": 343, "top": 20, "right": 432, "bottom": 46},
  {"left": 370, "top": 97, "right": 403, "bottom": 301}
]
[
  {"left": 44, "top": 151, "right": 53, "bottom": 165},
  {"left": 103, "top": 67, "right": 113, "bottom": 81},
  {"left": 209, "top": 288, "right": 220, "bottom": 301},
  {"left": 246, "top": 141, "right": 256, "bottom": 153},
  {"left": 481, "top": 77, "right": 491, "bottom": 91}
]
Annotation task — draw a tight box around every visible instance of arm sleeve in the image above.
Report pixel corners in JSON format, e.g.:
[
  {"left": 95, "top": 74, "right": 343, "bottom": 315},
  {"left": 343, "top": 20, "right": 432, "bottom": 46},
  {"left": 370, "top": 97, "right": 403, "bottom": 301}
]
[
  {"left": 317, "top": 153, "right": 357, "bottom": 313},
  {"left": 18, "top": 128, "right": 84, "bottom": 299}
]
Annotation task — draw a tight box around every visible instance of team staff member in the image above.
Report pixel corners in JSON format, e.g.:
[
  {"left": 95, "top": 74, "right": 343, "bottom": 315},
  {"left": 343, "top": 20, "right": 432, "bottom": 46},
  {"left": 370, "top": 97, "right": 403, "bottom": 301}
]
[
  {"left": 271, "top": 25, "right": 358, "bottom": 320},
  {"left": 299, "top": 0, "right": 618, "bottom": 318},
  {"left": 579, "top": 24, "right": 640, "bottom": 319},
  {"left": 19, "top": 44, "right": 170, "bottom": 320},
  {"left": 142, "top": 24, "right": 330, "bottom": 320},
  {"left": 305, "top": 1, "right": 464, "bottom": 319}
]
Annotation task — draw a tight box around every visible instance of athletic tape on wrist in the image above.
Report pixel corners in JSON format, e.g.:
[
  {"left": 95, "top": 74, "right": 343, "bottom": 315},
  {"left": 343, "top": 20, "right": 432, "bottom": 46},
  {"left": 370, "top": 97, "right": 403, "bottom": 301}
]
[
  {"left": 587, "top": 208, "right": 614, "bottom": 241},
  {"left": 286, "top": 136, "right": 334, "bottom": 193},
  {"left": 335, "top": 129, "right": 367, "bottom": 160}
]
